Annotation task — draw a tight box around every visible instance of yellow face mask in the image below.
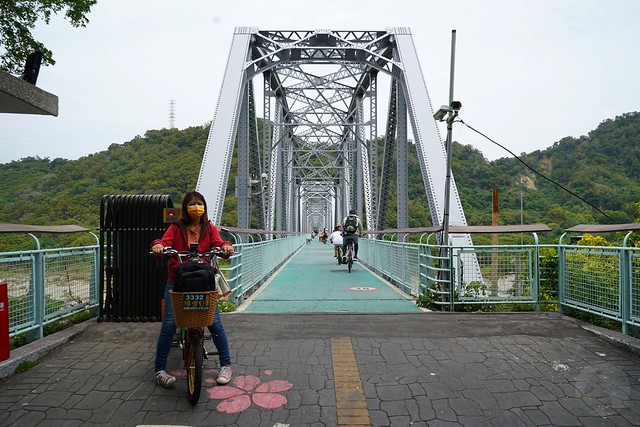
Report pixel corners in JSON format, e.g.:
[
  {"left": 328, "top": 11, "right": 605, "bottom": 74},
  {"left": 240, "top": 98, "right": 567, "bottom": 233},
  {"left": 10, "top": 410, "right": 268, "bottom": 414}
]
[{"left": 187, "top": 205, "right": 205, "bottom": 219}]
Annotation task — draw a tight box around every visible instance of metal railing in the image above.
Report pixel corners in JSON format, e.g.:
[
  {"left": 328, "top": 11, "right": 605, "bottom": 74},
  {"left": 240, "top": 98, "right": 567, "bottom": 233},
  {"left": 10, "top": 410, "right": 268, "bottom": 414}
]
[
  {"left": 1, "top": 234, "right": 305, "bottom": 341},
  {"left": 360, "top": 236, "right": 638, "bottom": 337},
  {"left": 559, "top": 244, "right": 640, "bottom": 335},
  {"left": 1, "top": 245, "right": 99, "bottom": 339},
  {"left": 3, "top": 233, "right": 639, "bottom": 341}
]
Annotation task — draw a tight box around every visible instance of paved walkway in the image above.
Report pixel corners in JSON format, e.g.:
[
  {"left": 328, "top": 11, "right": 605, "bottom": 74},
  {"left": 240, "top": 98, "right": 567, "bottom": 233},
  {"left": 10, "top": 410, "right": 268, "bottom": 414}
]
[{"left": 1, "top": 241, "right": 640, "bottom": 426}]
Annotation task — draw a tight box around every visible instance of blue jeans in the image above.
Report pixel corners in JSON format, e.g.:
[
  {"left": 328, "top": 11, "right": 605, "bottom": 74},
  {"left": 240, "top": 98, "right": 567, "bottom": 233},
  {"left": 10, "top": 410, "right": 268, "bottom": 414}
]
[{"left": 154, "top": 282, "right": 231, "bottom": 372}]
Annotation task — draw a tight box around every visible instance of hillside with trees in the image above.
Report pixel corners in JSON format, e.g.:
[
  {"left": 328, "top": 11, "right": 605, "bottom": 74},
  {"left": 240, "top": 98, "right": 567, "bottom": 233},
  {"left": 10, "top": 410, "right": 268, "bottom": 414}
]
[
  {"left": 1, "top": 112, "right": 639, "bottom": 250},
  {"left": 455, "top": 112, "right": 640, "bottom": 235}
]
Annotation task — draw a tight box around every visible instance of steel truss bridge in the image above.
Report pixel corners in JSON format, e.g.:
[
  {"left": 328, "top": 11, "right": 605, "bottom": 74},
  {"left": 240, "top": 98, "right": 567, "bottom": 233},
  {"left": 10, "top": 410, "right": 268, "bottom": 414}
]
[{"left": 195, "top": 27, "right": 479, "bottom": 277}]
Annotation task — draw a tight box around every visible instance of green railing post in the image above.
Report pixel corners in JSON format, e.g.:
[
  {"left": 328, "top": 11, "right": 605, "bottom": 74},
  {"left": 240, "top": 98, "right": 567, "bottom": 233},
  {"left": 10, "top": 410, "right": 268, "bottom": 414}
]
[
  {"left": 620, "top": 249, "right": 629, "bottom": 335},
  {"left": 558, "top": 233, "right": 567, "bottom": 316},
  {"left": 30, "top": 251, "right": 44, "bottom": 341},
  {"left": 89, "top": 232, "right": 100, "bottom": 311},
  {"left": 233, "top": 249, "right": 243, "bottom": 305},
  {"left": 621, "top": 232, "right": 633, "bottom": 336},
  {"left": 449, "top": 247, "right": 455, "bottom": 311},
  {"left": 533, "top": 233, "right": 540, "bottom": 312}
]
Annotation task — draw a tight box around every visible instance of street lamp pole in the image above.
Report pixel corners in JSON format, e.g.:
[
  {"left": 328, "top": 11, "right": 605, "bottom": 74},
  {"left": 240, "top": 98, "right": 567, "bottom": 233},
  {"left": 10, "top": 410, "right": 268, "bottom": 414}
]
[
  {"left": 433, "top": 30, "right": 461, "bottom": 302},
  {"left": 442, "top": 29, "right": 457, "bottom": 252}
]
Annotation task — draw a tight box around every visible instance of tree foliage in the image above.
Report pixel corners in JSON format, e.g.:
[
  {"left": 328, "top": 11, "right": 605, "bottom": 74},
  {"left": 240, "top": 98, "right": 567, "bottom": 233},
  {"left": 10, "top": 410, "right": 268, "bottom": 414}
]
[{"left": 0, "top": 0, "right": 96, "bottom": 73}]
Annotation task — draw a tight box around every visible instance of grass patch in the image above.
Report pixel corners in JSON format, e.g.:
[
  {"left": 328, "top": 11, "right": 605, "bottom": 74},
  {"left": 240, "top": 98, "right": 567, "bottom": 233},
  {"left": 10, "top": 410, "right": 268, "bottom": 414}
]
[
  {"left": 10, "top": 309, "right": 96, "bottom": 351},
  {"left": 567, "top": 309, "right": 622, "bottom": 332},
  {"left": 14, "top": 360, "right": 38, "bottom": 373}
]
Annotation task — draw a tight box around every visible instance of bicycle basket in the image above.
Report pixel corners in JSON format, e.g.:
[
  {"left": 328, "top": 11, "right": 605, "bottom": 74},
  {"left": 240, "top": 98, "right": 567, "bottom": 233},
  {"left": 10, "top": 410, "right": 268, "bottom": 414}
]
[{"left": 169, "top": 290, "right": 218, "bottom": 327}]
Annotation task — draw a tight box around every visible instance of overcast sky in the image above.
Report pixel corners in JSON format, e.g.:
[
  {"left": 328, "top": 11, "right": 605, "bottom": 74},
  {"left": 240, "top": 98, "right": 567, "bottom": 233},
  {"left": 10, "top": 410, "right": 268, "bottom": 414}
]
[{"left": 1, "top": 0, "right": 638, "bottom": 164}]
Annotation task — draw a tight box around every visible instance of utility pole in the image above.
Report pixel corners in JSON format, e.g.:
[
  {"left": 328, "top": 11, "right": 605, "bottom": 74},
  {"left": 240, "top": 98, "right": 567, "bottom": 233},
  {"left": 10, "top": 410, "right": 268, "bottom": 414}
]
[
  {"left": 168, "top": 100, "right": 176, "bottom": 129},
  {"left": 442, "top": 29, "right": 457, "bottom": 252}
]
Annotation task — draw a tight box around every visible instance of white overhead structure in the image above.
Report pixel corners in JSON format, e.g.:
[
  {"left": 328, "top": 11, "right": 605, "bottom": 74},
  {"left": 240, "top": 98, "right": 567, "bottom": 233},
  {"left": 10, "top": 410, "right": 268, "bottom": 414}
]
[{"left": 196, "top": 27, "right": 481, "bottom": 283}]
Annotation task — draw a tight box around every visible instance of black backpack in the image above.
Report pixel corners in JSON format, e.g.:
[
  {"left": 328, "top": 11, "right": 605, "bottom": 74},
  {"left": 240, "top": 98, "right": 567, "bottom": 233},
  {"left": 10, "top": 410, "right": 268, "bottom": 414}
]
[
  {"left": 174, "top": 259, "right": 216, "bottom": 292},
  {"left": 344, "top": 215, "right": 358, "bottom": 234}
]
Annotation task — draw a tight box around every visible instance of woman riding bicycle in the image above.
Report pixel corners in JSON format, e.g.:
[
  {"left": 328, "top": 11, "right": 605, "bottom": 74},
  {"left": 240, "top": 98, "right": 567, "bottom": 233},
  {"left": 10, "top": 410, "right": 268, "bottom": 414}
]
[{"left": 151, "top": 191, "right": 234, "bottom": 388}]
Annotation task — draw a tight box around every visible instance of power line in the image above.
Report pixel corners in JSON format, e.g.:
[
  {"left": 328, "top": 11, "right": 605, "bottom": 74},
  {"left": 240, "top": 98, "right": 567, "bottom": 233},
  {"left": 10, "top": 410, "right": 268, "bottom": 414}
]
[{"left": 458, "top": 118, "right": 615, "bottom": 222}]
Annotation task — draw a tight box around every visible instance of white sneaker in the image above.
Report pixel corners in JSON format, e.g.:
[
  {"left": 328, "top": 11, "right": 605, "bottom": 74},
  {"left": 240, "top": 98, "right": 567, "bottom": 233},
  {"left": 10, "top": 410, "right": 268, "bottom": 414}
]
[
  {"left": 155, "top": 370, "right": 176, "bottom": 388},
  {"left": 217, "top": 366, "right": 233, "bottom": 385}
]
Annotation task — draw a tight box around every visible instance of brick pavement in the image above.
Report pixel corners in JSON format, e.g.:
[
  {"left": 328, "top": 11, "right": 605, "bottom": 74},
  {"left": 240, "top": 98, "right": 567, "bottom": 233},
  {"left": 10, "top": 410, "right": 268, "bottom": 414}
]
[{"left": 1, "top": 312, "right": 639, "bottom": 426}]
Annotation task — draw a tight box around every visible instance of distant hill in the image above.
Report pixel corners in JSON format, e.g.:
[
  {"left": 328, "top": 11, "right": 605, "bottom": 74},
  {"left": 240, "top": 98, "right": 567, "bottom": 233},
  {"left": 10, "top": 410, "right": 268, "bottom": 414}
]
[
  {"left": 454, "top": 111, "right": 640, "bottom": 235},
  {"left": 1, "top": 112, "right": 639, "bottom": 249}
]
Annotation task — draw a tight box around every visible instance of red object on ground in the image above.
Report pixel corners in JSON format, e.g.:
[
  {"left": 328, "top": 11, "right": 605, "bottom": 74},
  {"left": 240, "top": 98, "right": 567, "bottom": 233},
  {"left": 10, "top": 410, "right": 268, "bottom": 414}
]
[{"left": 0, "top": 283, "right": 9, "bottom": 361}]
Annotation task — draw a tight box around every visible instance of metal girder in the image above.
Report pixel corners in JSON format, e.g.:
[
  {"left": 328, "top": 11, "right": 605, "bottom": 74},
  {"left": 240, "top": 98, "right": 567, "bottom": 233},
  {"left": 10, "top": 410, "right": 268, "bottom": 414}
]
[
  {"left": 396, "top": 77, "right": 409, "bottom": 229},
  {"left": 197, "top": 27, "right": 480, "bottom": 283},
  {"left": 377, "top": 79, "right": 397, "bottom": 228},
  {"left": 196, "top": 27, "right": 253, "bottom": 224},
  {"left": 248, "top": 80, "right": 266, "bottom": 229}
]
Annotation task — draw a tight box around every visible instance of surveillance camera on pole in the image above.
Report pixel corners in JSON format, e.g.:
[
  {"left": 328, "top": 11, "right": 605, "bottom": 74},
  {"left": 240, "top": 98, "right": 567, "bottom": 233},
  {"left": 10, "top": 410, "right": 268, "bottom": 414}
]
[
  {"left": 433, "top": 105, "right": 449, "bottom": 122},
  {"left": 434, "top": 101, "right": 462, "bottom": 122}
]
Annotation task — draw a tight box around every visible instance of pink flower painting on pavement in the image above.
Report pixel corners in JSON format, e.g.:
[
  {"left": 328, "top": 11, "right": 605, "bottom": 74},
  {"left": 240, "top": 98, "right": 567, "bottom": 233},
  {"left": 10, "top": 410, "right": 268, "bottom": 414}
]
[{"left": 207, "top": 372, "right": 294, "bottom": 413}]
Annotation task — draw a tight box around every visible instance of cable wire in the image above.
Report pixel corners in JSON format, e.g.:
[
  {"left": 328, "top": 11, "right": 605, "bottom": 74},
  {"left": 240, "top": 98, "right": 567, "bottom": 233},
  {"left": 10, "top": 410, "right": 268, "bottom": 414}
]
[{"left": 457, "top": 119, "right": 615, "bottom": 222}]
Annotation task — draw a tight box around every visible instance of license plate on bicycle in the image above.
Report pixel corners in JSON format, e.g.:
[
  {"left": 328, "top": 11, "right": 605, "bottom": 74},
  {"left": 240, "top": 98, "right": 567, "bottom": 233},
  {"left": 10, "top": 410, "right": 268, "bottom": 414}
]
[{"left": 181, "top": 293, "right": 211, "bottom": 311}]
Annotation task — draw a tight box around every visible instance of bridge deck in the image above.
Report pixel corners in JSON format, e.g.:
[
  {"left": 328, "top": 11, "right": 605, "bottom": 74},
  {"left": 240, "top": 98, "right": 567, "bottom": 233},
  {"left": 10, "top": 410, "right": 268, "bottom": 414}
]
[{"left": 241, "top": 240, "right": 422, "bottom": 313}]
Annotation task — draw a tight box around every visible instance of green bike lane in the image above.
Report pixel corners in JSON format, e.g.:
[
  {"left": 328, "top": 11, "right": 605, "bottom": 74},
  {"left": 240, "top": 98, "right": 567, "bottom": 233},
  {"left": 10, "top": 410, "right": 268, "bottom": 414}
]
[{"left": 240, "top": 240, "right": 423, "bottom": 313}]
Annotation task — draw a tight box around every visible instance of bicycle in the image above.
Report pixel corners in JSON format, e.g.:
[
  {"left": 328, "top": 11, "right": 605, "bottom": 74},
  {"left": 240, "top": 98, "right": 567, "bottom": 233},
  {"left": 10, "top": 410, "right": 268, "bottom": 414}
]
[
  {"left": 344, "top": 241, "right": 355, "bottom": 273},
  {"left": 159, "top": 245, "right": 224, "bottom": 405},
  {"left": 334, "top": 245, "right": 343, "bottom": 265}
]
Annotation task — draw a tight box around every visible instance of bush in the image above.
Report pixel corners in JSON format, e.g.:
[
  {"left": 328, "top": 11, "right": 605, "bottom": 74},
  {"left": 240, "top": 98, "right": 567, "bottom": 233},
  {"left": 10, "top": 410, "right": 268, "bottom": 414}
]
[{"left": 218, "top": 300, "right": 237, "bottom": 313}]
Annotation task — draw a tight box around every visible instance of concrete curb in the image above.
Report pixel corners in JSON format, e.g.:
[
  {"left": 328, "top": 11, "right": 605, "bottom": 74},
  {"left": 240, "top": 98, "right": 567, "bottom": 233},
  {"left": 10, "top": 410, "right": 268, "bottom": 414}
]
[
  {"left": 580, "top": 322, "right": 640, "bottom": 357},
  {"left": 0, "top": 320, "right": 94, "bottom": 380}
]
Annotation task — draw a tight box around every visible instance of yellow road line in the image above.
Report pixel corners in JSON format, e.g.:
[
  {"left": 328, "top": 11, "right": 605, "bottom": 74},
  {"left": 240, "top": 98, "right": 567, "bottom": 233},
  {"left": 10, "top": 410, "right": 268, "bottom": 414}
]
[{"left": 331, "top": 337, "right": 371, "bottom": 426}]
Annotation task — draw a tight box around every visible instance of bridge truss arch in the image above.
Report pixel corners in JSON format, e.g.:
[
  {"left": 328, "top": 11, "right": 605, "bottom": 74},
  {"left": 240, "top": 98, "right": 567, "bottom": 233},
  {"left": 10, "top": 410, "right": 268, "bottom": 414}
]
[{"left": 196, "top": 27, "right": 480, "bottom": 279}]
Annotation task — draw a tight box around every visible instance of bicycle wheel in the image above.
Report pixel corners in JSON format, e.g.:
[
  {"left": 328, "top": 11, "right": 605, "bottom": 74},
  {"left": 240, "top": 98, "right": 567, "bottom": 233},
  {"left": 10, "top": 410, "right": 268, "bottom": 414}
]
[
  {"left": 347, "top": 246, "right": 353, "bottom": 273},
  {"left": 337, "top": 247, "right": 342, "bottom": 265},
  {"left": 185, "top": 330, "right": 203, "bottom": 405}
]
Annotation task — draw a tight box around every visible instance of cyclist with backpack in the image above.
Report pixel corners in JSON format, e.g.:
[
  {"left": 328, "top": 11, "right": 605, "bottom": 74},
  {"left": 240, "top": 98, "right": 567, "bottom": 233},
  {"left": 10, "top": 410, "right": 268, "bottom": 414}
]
[
  {"left": 151, "top": 191, "right": 235, "bottom": 388},
  {"left": 341, "top": 208, "right": 362, "bottom": 262}
]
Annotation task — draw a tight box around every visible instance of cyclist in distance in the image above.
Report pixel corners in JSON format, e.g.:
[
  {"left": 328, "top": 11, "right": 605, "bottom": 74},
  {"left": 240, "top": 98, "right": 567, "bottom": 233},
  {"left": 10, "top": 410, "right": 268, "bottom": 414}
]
[
  {"left": 151, "top": 191, "right": 235, "bottom": 388},
  {"left": 319, "top": 227, "right": 329, "bottom": 244},
  {"left": 341, "top": 208, "right": 363, "bottom": 262},
  {"left": 329, "top": 224, "right": 344, "bottom": 259}
]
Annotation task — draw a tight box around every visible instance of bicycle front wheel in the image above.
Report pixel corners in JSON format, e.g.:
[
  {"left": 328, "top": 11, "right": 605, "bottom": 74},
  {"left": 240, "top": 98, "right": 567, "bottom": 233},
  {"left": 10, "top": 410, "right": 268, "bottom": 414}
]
[{"left": 185, "top": 331, "right": 203, "bottom": 405}]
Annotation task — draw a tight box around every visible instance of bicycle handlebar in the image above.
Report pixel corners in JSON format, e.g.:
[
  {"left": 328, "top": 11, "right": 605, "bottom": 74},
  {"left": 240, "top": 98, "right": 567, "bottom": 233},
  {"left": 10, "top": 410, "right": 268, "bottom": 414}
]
[
  {"left": 149, "top": 246, "right": 226, "bottom": 264},
  {"left": 161, "top": 247, "right": 225, "bottom": 256}
]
